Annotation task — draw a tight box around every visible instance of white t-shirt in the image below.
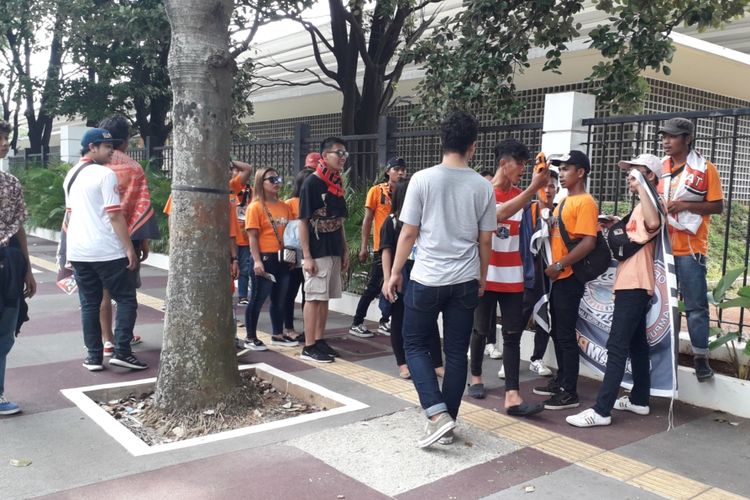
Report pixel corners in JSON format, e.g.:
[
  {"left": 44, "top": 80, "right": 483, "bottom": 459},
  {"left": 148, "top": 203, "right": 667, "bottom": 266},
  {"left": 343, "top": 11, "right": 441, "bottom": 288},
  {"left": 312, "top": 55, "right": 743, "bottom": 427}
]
[
  {"left": 400, "top": 164, "right": 496, "bottom": 286},
  {"left": 63, "top": 160, "right": 126, "bottom": 262}
]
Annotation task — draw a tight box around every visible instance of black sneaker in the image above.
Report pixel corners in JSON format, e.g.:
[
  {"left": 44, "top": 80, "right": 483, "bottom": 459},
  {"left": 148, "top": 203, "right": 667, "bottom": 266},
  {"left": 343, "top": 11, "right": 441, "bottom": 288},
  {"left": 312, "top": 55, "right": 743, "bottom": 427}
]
[
  {"left": 244, "top": 338, "right": 268, "bottom": 351},
  {"left": 300, "top": 344, "right": 334, "bottom": 363},
  {"left": 316, "top": 339, "right": 340, "bottom": 358},
  {"left": 533, "top": 378, "right": 560, "bottom": 396},
  {"left": 694, "top": 356, "right": 714, "bottom": 382},
  {"left": 109, "top": 354, "right": 148, "bottom": 370},
  {"left": 292, "top": 333, "right": 305, "bottom": 345},
  {"left": 543, "top": 390, "right": 580, "bottom": 410},
  {"left": 83, "top": 357, "right": 104, "bottom": 371},
  {"left": 271, "top": 335, "right": 298, "bottom": 347}
]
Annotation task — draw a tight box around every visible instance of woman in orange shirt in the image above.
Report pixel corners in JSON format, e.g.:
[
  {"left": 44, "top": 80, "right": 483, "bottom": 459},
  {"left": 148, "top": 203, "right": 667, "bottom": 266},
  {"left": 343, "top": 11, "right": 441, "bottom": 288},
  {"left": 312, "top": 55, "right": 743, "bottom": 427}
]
[{"left": 242, "top": 167, "right": 296, "bottom": 350}]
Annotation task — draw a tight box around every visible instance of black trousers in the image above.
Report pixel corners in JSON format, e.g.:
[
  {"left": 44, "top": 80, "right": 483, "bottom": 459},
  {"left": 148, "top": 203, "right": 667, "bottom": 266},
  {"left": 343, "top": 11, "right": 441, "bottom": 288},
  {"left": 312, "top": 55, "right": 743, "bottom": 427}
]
[
  {"left": 549, "top": 276, "right": 585, "bottom": 396},
  {"left": 353, "top": 251, "right": 389, "bottom": 325}
]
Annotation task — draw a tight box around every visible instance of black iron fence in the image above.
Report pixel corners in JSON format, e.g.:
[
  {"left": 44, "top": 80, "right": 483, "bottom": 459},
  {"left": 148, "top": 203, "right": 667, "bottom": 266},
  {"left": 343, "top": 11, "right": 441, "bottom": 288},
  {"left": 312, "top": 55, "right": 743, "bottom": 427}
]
[
  {"left": 583, "top": 108, "right": 750, "bottom": 335},
  {"left": 8, "top": 146, "right": 60, "bottom": 169}
]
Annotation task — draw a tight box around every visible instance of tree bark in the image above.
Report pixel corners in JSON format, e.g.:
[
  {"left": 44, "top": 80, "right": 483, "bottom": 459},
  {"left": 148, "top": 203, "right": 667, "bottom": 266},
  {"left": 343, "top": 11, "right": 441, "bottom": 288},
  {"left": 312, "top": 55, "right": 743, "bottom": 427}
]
[{"left": 155, "top": 0, "right": 239, "bottom": 412}]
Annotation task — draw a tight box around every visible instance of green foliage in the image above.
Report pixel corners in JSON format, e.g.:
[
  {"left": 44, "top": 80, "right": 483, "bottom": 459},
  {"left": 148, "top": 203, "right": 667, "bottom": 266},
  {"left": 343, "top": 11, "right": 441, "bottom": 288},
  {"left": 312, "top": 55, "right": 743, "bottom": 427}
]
[
  {"left": 706, "top": 266, "right": 749, "bottom": 379},
  {"left": 143, "top": 164, "right": 172, "bottom": 254},
  {"left": 707, "top": 202, "right": 750, "bottom": 283},
  {"left": 342, "top": 170, "right": 372, "bottom": 293},
  {"left": 411, "top": 0, "right": 749, "bottom": 122},
  {"left": 14, "top": 163, "right": 69, "bottom": 230}
]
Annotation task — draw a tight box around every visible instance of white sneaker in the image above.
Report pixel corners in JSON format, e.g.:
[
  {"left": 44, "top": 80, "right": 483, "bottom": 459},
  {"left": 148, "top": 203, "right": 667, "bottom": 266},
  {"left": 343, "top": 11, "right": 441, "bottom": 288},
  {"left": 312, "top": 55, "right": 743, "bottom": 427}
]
[
  {"left": 498, "top": 364, "right": 505, "bottom": 379},
  {"left": 566, "top": 408, "right": 611, "bottom": 428},
  {"left": 484, "top": 344, "right": 502, "bottom": 359},
  {"left": 613, "top": 396, "right": 650, "bottom": 415},
  {"left": 529, "top": 359, "right": 552, "bottom": 377}
]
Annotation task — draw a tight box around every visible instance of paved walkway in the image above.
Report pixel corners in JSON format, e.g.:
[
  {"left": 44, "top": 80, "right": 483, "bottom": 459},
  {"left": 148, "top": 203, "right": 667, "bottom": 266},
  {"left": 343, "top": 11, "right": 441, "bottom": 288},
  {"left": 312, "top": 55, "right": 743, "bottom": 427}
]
[{"left": 1, "top": 236, "right": 749, "bottom": 499}]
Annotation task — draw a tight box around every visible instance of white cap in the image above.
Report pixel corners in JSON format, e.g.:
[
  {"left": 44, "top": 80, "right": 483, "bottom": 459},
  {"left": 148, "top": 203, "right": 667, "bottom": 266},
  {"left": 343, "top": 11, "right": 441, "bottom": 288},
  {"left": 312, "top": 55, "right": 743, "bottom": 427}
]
[{"left": 617, "top": 153, "right": 662, "bottom": 177}]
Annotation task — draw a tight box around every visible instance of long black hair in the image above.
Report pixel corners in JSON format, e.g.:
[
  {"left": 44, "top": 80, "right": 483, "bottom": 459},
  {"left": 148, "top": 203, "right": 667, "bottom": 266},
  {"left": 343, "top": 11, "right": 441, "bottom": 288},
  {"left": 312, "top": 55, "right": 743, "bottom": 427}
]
[
  {"left": 390, "top": 178, "right": 410, "bottom": 218},
  {"left": 292, "top": 168, "right": 314, "bottom": 198}
]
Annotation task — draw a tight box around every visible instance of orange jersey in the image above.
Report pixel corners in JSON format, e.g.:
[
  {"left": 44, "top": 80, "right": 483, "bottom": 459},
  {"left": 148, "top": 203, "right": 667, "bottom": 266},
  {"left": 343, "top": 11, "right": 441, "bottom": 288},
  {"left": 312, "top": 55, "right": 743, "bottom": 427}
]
[{"left": 550, "top": 193, "right": 599, "bottom": 281}]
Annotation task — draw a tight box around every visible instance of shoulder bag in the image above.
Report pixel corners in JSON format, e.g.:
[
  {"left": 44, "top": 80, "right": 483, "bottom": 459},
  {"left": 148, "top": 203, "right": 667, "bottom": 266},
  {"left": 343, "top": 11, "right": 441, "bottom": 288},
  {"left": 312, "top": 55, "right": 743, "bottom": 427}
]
[
  {"left": 557, "top": 199, "right": 611, "bottom": 283},
  {"left": 262, "top": 203, "right": 297, "bottom": 265}
]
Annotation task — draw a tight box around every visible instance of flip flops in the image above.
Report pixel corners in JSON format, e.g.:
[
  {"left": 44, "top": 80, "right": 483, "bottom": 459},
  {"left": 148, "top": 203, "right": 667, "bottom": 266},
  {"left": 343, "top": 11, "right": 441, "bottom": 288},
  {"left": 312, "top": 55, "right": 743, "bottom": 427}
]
[{"left": 506, "top": 401, "right": 544, "bottom": 417}]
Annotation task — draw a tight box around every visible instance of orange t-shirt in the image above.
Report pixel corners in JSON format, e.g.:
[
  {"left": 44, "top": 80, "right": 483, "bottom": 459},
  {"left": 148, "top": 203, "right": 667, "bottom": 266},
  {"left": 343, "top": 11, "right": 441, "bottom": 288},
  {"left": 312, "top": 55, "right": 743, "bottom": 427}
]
[
  {"left": 662, "top": 159, "right": 723, "bottom": 256},
  {"left": 613, "top": 203, "right": 659, "bottom": 294},
  {"left": 245, "top": 199, "right": 291, "bottom": 253},
  {"left": 286, "top": 197, "right": 300, "bottom": 219},
  {"left": 365, "top": 183, "right": 392, "bottom": 251},
  {"left": 229, "top": 174, "right": 250, "bottom": 247},
  {"left": 550, "top": 193, "right": 599, "bottom": 281}
]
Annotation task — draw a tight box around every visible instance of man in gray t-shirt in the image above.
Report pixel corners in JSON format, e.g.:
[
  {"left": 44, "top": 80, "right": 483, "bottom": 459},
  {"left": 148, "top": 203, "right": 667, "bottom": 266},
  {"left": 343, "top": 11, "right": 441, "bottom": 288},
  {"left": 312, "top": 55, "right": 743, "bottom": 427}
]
[{"left": 384, "top": 111, "right": 496, "bottom": 448}]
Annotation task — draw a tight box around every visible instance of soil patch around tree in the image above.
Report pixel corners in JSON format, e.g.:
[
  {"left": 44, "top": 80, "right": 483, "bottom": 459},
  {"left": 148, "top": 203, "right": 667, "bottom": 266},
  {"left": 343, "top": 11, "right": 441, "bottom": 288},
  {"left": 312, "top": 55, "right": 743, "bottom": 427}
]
[{"left": 96, "top": 371, "right": 323, "bottom": 446}]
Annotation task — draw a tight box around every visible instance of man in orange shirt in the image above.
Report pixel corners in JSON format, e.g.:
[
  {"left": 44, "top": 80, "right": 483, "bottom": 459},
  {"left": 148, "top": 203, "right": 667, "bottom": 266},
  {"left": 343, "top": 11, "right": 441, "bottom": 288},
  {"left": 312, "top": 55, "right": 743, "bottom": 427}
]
[
  {"left": 537, "top": 150, "right": 599, "bottom": 410},
  {"left": 659, "top": 118, "right": 724, "bottom": 381},
  {"left": 229, "top": 161, "right": 253, "bottom": 305},
  {"left": 349, "top": 157, "right": 407, "bottom": 337}
]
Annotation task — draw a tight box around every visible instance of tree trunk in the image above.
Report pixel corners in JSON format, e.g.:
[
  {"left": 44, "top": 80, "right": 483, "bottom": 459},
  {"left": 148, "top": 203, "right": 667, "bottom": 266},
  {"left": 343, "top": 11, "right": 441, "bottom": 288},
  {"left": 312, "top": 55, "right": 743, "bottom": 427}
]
[{"left": 155, "top": 0, "right": 239, "bottom": 413}]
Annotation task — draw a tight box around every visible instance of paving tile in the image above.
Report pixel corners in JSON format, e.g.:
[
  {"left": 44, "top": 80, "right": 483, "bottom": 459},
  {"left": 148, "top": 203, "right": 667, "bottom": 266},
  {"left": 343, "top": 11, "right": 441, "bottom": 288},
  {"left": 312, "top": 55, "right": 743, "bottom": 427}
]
[
  {"left": 629, "top": 468, "right": 710, "bottom": 499},
  {"left": 481, "top": 463, "right": 664, "bottom": 500},
  {"left": 461, "top": 409, "right": 516, "bottom": 430},
  {"left": 40, "top": 445, "right": 388, "bottom": 500},
  {"left": 398, "top": 448, "right": 569, "bottom": 500},
  {"left": 578, "top": 451, "right": 654, "bottom": 482},
  {"left": 532, "top": 436, "right": 605, "bottom": 463},
  {"left": 491, "top": 421, "right": 560, "bottom": 446}
]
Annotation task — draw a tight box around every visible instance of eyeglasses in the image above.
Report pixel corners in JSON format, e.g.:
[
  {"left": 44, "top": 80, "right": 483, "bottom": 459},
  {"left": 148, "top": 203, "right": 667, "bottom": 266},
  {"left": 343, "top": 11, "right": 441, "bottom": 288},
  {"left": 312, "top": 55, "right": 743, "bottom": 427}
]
[
  {"left": 264, "top": 175, "right": 283, "bottom": 184},
  {"left": 327, "top": 149, "right": 349, "bottom": 159}
]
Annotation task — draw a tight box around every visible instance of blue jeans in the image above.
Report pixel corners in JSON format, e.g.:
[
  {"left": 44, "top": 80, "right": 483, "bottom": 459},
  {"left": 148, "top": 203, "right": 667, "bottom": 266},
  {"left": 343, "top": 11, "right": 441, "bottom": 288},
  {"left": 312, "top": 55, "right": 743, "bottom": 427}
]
[
  {"left": 675, "top": 254, "right": 709, "bottom": 355},
  {"left": 72, "top": 258, "right": 138, "bottom": 359},
  {"left": 593, "top": 289, "right": 652, "bottom": 417},
  {"left": 245, "top": 254, "right": 290, "bottom": 338},
  {"left": 403, "top": 279, "right": 478, "bottom": 419},
  {"left": 0, "top": 299, "right": 20, "bottom": 396},
  {"left": 237, "top": 245, "right": 251, "bottom": 300}
]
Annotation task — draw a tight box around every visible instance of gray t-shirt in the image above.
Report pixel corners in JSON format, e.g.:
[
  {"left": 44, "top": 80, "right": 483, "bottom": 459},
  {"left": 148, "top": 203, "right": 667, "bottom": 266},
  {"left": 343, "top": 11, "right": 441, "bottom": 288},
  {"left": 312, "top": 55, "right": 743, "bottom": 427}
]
[{"left": 400, "top": 164, "right": 496, "bottom": 286}]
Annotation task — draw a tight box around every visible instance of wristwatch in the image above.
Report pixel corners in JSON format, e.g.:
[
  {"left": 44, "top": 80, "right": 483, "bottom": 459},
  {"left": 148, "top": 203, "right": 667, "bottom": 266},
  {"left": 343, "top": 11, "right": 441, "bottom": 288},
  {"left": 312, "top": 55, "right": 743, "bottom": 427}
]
[
  {"left": 231, "top": 257, "right": 238, "bottom": 262},
  {"left": 554, "top": 261, "right": 564, "bottom": 271}
]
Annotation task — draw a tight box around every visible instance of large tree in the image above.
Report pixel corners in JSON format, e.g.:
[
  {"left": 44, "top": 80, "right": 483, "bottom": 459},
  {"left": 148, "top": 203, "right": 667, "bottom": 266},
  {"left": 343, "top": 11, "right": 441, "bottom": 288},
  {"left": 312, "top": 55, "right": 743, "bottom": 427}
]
[
  {"left": 156, "top": 0, "right": 311, "bottom": 412},
  {"left": 0, "top": 0, "right": 68, "bottom": 154},
  {"left": 255, "top": 0, "right": 442, "bottom": 135},
  {"left": 61, "top": 0, "right": 173, "bottom": 149},
  {"left": 411, "top": 0, "right": 750, "bottom": 124}
]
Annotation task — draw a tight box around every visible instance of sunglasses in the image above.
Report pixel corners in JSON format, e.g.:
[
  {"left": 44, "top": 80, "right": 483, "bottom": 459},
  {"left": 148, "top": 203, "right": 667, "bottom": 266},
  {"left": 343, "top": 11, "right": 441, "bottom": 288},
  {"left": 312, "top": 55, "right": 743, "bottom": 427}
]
[
  {"left": 264, "top": 175, "right": 283, "bottom": 184},
  {"left": 327, "top": 149, "right": 349, "bottom": 159}
]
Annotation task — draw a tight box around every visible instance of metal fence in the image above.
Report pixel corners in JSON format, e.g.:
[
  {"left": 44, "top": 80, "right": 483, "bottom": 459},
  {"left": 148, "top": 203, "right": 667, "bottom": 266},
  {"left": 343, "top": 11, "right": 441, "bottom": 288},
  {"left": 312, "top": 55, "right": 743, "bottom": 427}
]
[
  {"left": 583, "top": 108, "right": 750, "bottom": 335},
  {"left": 8, "top": 146, "right": 60, "bottom": 169}
]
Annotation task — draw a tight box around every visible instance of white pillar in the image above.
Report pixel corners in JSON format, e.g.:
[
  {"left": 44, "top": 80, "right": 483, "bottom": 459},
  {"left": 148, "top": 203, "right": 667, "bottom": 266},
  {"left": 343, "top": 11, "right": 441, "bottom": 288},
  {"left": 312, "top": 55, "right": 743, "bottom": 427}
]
[
  {"left": 541, "top": 91, "right": 596, "bottom": 199},
  {"left": 60, "top": 125, "right": 89, "bottom": 164}
]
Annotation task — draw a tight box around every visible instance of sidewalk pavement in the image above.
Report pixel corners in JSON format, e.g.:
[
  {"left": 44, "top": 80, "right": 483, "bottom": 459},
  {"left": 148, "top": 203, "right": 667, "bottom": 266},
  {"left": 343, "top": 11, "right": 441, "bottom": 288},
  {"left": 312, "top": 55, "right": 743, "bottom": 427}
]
[{"left": 1, "top": 236, "right": 748, "bottom": 499}]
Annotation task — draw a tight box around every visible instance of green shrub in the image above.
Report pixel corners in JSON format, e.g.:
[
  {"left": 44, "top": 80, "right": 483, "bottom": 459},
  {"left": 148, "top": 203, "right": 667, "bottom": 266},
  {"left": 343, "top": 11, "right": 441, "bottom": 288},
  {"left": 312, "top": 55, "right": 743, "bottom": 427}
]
[{"left": 13, "top": 163, "right": 70, "bottom": 230}]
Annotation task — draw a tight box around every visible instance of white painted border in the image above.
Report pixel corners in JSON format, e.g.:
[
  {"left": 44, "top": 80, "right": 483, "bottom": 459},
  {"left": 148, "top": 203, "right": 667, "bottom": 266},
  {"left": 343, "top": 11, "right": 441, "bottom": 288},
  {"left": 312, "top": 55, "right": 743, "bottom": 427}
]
[{"left": 60, "top": 363, "right": 369, "bottom": 456}]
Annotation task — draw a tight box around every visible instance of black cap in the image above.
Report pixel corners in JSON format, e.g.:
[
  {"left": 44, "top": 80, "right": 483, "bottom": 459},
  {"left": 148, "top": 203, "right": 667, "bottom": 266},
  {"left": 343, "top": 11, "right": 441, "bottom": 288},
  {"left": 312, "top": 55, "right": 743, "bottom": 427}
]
[
  {"left": 550, "top": 150, "right": 591, "bottom": 173},
  {"left": 386, "top": 156, "right": 406, "bottom": 171},
  {"left": 658, "top": 117, "right": 694, "bottom": 137}
]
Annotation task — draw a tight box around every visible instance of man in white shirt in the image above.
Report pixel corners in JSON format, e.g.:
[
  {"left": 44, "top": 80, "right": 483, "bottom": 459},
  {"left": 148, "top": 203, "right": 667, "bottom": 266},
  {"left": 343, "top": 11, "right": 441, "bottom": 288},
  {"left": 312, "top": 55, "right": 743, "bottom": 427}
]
[{"left": 64, "top": 128, "right": 145, "bottom": 372}]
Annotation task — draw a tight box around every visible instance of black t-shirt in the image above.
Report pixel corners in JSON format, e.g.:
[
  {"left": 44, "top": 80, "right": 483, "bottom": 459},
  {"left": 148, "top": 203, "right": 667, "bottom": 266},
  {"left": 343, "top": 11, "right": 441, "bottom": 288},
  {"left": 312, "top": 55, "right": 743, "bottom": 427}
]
[
  {"left": 299, "top": 174, "right": 348, "bottom": 258},
  {"left": 379, "top": 214, "right": 414, "bottom": 276}
]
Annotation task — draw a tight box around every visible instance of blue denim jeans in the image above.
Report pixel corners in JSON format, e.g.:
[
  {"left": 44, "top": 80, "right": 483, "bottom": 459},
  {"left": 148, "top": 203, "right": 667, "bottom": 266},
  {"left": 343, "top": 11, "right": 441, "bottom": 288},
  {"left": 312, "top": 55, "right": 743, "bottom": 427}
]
[
  {"left": 237, "top": 245, "right": 251, "bottom": 300},
  {"left": 674, "top": 254, "right": 709, "bottom": 355},
  {"left": 245, "top": 254, "right": 290, "bottom": 338},
  {"left": 0, "top": 299, "right": 20, "bottom": 396},
  {"left": 593, "top": 289, "right": 652, "bottom": 417},
  {"left": 72, "top": 258, "right": 138, "bottom": 359},
  {"left": 403, "top": 279, "right": 478, "bottom": 419}
]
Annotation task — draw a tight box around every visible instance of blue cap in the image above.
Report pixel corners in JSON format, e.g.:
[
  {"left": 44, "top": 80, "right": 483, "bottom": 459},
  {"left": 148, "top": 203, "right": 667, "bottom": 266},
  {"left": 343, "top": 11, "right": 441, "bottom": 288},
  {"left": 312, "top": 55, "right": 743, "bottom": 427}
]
[{"left": 81, "top": 128, "right": 115, "bottom": 148}]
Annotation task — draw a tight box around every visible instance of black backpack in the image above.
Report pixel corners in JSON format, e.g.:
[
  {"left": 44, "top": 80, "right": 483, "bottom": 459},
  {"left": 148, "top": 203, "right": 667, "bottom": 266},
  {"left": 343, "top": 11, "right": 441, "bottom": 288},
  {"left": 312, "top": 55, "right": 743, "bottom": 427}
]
[{"left": 557, "top": 198, "right": 611, "bottom": 284}]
